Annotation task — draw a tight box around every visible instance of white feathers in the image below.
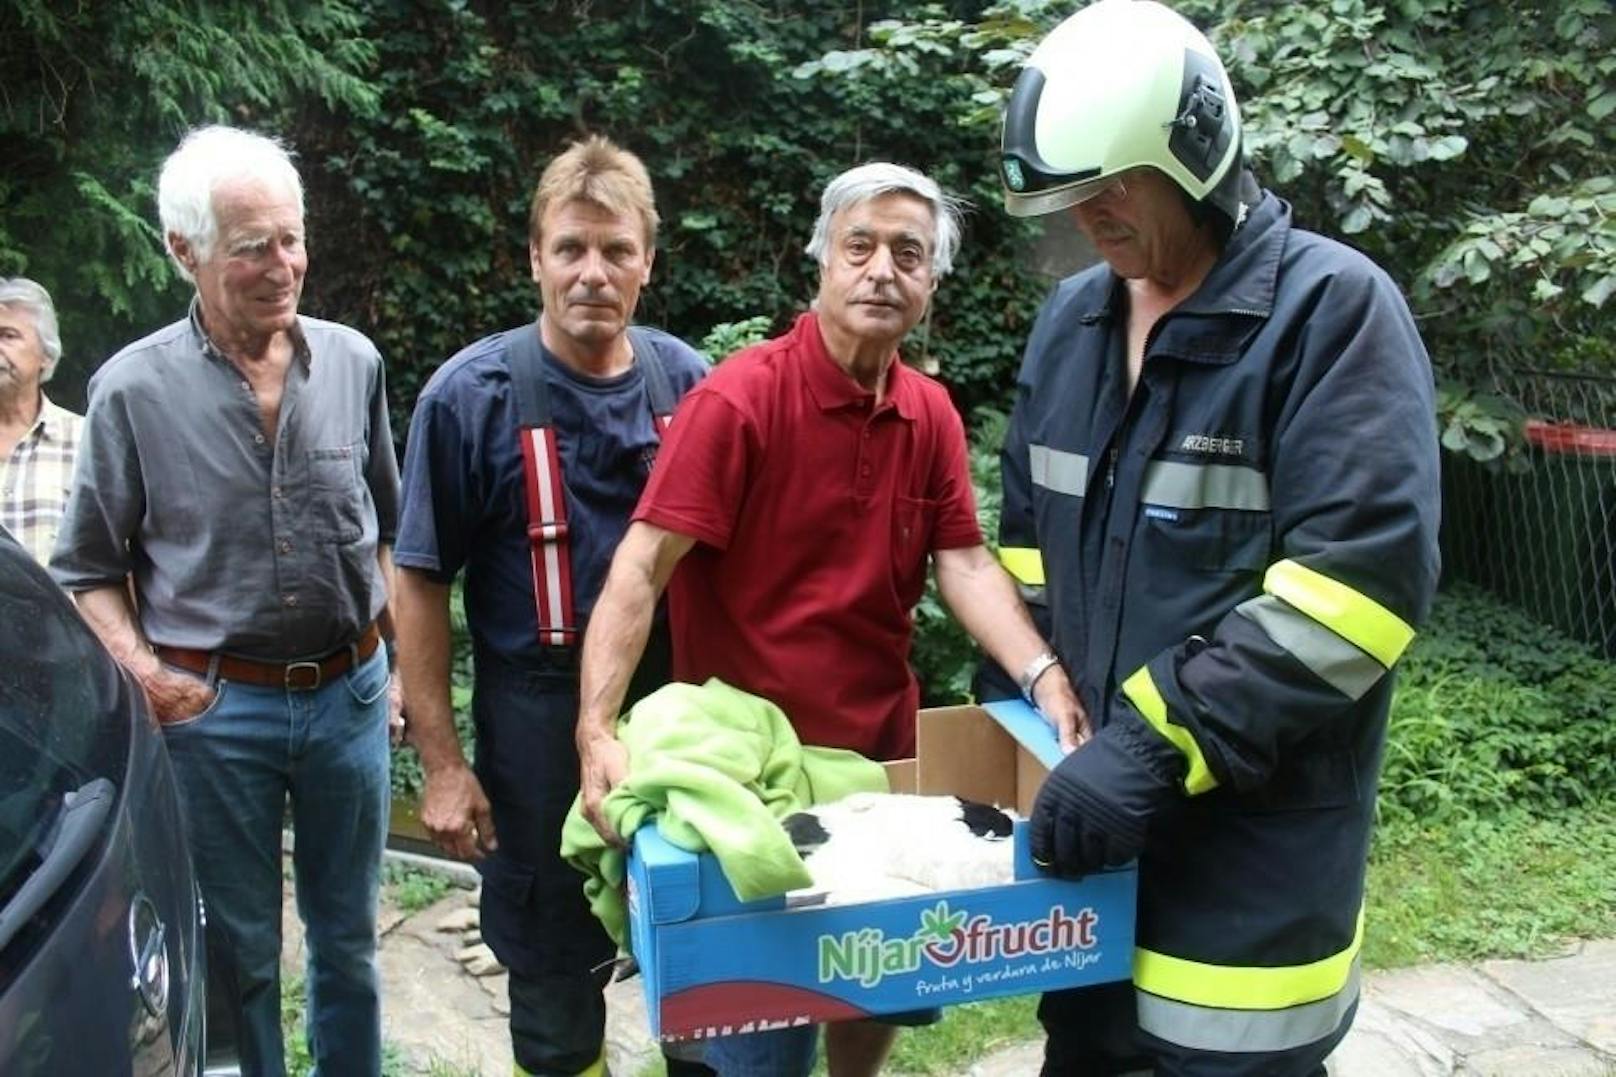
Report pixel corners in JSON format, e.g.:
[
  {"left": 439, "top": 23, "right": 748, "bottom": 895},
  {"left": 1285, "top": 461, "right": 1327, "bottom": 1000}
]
[{"left": 782, "top": 793, "right": 1019, "bottom": 907}]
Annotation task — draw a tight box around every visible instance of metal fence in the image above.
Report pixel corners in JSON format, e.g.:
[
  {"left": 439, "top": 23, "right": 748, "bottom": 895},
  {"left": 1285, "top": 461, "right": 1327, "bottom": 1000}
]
[{"left": 1441, "top": 369, "right": 1616, "bottom": 658}]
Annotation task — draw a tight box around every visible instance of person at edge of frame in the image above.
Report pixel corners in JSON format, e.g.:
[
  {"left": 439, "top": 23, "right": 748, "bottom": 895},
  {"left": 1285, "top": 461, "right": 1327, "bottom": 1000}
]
[{"left": 992, "top": 2, "right": 1441, "bottom": 1074}]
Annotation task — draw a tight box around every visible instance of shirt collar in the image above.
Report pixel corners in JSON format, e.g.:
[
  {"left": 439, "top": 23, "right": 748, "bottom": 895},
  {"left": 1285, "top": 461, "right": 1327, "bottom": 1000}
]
[
  {"left": 33, "top": 394, "right": 76, "bottom": 442},
  {"left": 794, "top": 311, "right": 917, "bottom": 420},
  {"left": 1072, "top": 189, "right": 1290, "bottom": 324},
  {"left": 186, "top": 296, "right": 312, "bottom": 369},
  {"left": 1170, "top": 191, "right": 1287, "bottom": 319}
]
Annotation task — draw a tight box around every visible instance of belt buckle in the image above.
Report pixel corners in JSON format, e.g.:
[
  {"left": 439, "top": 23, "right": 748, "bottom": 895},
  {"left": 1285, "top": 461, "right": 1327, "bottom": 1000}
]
[{"left": 284, "top": 661, "right": 323, "bottom": 691}]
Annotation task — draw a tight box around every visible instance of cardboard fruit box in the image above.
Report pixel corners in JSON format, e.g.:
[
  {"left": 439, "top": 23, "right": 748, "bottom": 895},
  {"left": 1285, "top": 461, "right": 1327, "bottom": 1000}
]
[{"left": 625, "top": 699, "right": 1138, "bottom": 1041}]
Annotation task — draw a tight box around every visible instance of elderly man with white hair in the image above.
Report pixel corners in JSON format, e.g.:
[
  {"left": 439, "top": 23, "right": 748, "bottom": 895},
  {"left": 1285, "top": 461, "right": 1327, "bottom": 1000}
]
[
  {"left": 575, "top": 162, "right": 1086, "bottom": 1077},
  {"left": 52, "top": 125, "right": 401, "bottom": 1077},
  {"left": 0, "top": 277, "right": 81, "bottom": 566}
]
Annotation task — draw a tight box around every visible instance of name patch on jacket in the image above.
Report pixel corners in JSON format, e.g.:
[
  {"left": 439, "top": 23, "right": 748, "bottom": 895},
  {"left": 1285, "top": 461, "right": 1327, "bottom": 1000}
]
[{"left": 1179, "top": 433, "right": 1246, "bottom": 457}]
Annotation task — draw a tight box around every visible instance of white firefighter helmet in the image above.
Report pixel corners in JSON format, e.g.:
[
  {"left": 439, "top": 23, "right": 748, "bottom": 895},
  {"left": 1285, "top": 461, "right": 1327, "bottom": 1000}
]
[{"left": 1000, "top": 0, "right": 1245, "bottom": 227}]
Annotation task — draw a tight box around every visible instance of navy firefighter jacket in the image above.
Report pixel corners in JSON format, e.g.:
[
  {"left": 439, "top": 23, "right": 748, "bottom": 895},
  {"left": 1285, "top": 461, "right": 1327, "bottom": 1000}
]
[{"left": 999, "top": 191, "right": 1440, "bottom": 1034}]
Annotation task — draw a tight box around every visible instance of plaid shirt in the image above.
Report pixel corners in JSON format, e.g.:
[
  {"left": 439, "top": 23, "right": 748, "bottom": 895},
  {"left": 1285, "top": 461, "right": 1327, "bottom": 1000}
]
[{"left": 1, "top": 394, "right": 83, "bottom": 566}]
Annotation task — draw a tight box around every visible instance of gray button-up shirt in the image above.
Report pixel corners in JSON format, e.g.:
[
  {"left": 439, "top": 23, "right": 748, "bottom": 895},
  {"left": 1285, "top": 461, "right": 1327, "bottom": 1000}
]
[{"left": 51, "top": 305, "right": 400, "bottom": 660}]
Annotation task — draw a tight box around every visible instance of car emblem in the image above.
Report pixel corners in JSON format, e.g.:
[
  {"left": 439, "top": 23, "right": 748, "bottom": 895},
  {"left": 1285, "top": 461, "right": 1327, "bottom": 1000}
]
[{"left": 128, "top": 893, "right": 170, "bottom": 1019}]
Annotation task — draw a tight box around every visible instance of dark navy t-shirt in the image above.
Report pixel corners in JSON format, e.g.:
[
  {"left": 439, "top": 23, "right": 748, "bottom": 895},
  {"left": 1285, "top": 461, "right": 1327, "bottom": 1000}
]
[{"left": 395, "top": 325, "right": 708, "bottom": 664}]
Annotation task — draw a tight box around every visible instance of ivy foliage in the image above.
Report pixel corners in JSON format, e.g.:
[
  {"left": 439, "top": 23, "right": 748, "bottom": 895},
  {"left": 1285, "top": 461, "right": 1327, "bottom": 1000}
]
[
  {"left": 0, "top": 1, "right": 378, "bottom": 399},
  {"left": 6, "top": 0, "right": 1611, "bottom": 449},
  {"left": 286, "top": 0, "right": 1051, "bottom": 432},
  {"left": 1378, "top": 582, "right": 1616, "bottom": 822},
  {"left": 823, "top": 0, "right": 1616, "bottom": 463},
  {"left": 5, "top": 1, "right": 1049, "bottom": 425},
  {"left": 1216, "top": 0, "right": 1616, "bottom": 375}
]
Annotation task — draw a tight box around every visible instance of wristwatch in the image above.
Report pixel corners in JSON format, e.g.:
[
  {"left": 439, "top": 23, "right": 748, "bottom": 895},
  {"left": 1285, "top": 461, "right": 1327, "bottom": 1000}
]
[{"left": 1017, "top": 649, "right": 1061, "bottom": 704}]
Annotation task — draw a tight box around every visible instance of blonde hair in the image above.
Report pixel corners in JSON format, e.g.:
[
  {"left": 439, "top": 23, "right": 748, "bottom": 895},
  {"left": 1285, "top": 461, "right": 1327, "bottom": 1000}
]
[{"left": 528, "top": 135, "right": 659, "bottom": 248}]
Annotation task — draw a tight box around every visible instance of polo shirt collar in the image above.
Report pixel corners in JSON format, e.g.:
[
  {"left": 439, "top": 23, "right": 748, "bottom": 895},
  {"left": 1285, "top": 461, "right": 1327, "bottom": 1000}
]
[{"left": 795, "top": 311, "right": 918, "bottom": 420}]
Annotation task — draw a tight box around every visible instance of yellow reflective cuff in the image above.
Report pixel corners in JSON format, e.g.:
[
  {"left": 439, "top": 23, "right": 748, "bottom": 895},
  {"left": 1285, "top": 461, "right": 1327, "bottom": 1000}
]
[
  {"left": 1121, "top": 666, "right": 1218, "bottom": 795},
  {"left": 1264, "top": 560, "right": 1415, "bottom": 668},
  {"left": 997, "top": 546, "right": 1046, "bottom": 587},
  {"left": 1134, "top": 909, "right": 1365, "bottom": 1010}
]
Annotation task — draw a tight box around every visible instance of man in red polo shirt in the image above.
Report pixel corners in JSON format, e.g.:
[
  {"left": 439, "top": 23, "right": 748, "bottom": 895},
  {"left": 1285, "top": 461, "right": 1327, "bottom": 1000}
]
[{"left": 576, "top": 161, "right": 1084, "bottom": 1077}]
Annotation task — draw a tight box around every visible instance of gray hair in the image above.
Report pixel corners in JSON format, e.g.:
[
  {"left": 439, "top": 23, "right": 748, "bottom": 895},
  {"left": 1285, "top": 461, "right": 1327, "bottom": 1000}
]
[
  {"left": 806, "top": 162, "right": 965, "bottom": 278},
  {"left": 158, "top": 125, "right": 304, "bottom": 282},
  {"left": 0, "top": 277, "right": 63, "bottom": 382}
]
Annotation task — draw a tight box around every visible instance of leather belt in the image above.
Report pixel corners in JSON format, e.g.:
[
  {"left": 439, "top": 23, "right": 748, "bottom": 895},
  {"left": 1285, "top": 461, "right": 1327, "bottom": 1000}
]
[{"left": 156, "top": 622, "right": 381, "bottom": 691}]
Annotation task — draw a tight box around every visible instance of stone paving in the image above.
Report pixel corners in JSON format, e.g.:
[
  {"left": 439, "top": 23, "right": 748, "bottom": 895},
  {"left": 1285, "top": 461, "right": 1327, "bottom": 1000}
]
[
  {"left": 281, "top": 871, "right": 660, "bottom": 1076},
  {"left": 969, "top": 940, "right": 1616, "bottom": 1077},
  {"left": 276, "top": 864, "right": 1616, "bottom": 1076}
]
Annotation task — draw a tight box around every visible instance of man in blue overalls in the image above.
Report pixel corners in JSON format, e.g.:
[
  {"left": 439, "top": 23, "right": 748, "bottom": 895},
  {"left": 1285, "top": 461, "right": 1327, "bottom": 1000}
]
[{"left": 394, "top": 136, "right": 709, "bottom": 1077}]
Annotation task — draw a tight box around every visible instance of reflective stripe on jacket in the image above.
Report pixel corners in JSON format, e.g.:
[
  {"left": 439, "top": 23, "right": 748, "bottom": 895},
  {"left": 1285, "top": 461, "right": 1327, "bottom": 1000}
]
[{"left": 1001, "top": 192, "right": 1440, "bottom": 1052}]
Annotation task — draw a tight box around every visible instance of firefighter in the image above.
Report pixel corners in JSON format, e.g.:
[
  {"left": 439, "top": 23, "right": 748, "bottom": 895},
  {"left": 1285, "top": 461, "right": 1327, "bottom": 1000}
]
[{"left": 995, "top": 2, "right": 1441, "bottom": 1073}]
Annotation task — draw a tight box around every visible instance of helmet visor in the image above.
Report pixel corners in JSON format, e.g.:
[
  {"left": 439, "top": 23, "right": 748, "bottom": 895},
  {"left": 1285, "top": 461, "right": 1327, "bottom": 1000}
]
[{"left": 1003, "top": 172, "right": 1127, "bottom": 218}]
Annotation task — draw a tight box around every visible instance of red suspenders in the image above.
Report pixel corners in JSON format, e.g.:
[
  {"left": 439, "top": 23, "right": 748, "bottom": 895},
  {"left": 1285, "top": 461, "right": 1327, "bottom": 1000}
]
[
  {"left": 507, "top": 324, "right": 677, "bottom": 647},
  {"left": 519, "top": 420, "right": 576, "bottom": 646}
]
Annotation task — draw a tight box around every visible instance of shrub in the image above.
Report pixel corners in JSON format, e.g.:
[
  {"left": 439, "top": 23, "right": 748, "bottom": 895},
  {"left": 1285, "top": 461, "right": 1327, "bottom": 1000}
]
[{"left": 1379, "top": 582, "right": 1616, "bottom": 822}]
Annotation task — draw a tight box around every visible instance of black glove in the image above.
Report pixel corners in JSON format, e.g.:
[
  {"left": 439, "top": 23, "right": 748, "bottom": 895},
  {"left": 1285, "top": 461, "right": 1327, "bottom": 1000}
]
[{"left": 1030, "top": 710, "right": 1185, "bottom": 878}]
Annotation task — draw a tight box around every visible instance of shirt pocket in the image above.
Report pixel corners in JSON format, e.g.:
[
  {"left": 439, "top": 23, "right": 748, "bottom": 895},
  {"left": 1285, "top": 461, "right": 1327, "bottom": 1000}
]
[
  {"left": 892, "top": 494, "right": 939, "bottom": 604},
  {"left": 1141, "top": 506, "right": 1272, "bottom": 574},
  {"left": 306, "top": 442, "right": 365, "bottom": 544}
]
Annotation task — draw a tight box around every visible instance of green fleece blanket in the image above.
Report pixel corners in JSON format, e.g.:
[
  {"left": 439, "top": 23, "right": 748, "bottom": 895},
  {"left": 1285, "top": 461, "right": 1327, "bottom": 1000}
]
[{"left": 560, "top": 678, "right": 888, "bottom": 947}]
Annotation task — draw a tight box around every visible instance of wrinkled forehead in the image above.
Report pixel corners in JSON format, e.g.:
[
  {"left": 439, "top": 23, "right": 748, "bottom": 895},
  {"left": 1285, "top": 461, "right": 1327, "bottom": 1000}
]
[
  {"left": 832, "top": 192, "right": 937, "bottom": 250},
  {"left": 211, "top": 176, "right": 305, "bottom": 233}
]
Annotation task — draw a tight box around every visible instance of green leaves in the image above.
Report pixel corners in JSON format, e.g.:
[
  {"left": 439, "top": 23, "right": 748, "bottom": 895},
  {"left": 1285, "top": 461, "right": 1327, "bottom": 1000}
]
[
  {"left": 1436, "top": 384, "right": 1525, "bottom": 463},
  {"left": 1426, "top": 134, "right": 1468, "bottom": 161},
  {"left": 1381, "top": 582, "right": 1616, "bottom": 825},
  {"left": 11, "top": 0, "right": 1613, "bottom": 439},
  {"left": 1424, "top": 176, "right": 1616, "bottom": 318},
  {"left": 0, "top": 0, "right": 379, "bottom": 389},
  {"left": 697, "top": 316, "right": 772, "bottom": 364}
]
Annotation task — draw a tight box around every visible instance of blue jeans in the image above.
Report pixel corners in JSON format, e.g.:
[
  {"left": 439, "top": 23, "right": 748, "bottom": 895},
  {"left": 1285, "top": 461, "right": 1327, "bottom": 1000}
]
[
  {"left": 704, "top": 1010, "right": 940, "bottom": 1077},
  {"left": 703, "top": 1024, "right": 819, "bottom": 1077},
  {"left": 163, "top": 649, "right": 391, "bottom": 1077}
]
